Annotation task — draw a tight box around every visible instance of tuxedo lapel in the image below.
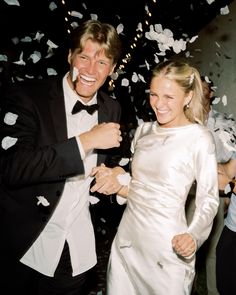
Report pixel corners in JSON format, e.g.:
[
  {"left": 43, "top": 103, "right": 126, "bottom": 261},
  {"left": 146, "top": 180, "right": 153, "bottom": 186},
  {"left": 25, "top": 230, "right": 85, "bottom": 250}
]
[
  {"left": 97, "top": 92, "right": 110, "bottom": 124},
  {"left": 48, "top": 86, "right": 113, "bottom": 164},
  {"left": 48, "top": 78, "right": 68, "bottom": 142},
  {"left": 96, "top": 92, "right": 112, "bottom": 165}
]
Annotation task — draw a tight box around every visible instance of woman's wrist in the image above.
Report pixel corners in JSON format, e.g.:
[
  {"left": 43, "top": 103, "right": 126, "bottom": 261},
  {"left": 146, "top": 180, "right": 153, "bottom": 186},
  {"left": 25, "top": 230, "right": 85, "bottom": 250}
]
[{"left": 116, "top": 184, "right": 129, "bottom": 198}]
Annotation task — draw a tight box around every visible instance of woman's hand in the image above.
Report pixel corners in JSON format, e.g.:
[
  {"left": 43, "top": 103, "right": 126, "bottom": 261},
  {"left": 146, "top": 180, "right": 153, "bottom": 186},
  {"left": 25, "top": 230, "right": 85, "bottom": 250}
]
[
  {"left": 172, "top": 233, "right": 196, "bottom": 258},
  {"left": 90, "top": 164, "right": 126, "bottom": 195}
]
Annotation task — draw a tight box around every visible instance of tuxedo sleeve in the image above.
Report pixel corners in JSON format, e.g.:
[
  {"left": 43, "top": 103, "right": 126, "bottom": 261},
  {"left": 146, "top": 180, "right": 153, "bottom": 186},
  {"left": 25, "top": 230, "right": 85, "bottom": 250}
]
[{"left": 0, "top": 84, "right": 84, "bottom": 187}]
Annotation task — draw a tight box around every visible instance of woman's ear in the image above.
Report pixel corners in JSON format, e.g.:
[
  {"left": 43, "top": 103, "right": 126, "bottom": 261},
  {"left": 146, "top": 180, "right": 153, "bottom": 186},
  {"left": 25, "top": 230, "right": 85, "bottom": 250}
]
[{"left": 184, "top": 91, "right": 193, "bottom": 106}]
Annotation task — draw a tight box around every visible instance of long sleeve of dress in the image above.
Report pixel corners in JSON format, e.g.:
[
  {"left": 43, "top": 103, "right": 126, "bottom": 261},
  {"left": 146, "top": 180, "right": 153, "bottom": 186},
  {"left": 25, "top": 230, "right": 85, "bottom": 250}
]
[{"left": 187, "top": 127, "right": 219, "bottom": 249}]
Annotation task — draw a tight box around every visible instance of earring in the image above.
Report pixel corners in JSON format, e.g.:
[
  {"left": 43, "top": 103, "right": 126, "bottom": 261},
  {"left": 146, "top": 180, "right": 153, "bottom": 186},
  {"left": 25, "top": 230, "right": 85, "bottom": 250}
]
[{"left": 186, "top": 103, "right": 190, "bottom": 109}]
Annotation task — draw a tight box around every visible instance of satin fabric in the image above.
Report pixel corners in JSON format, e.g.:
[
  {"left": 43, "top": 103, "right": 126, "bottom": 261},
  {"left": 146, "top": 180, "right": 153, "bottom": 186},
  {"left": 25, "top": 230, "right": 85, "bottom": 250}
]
[{"left": 107, "top": 122, "right": 219, "bottom": 295}]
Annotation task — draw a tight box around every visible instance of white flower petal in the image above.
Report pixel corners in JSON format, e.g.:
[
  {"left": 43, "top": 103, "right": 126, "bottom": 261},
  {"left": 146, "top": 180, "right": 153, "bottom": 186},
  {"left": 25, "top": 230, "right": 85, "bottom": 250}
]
[
  {"left": 224, "top": 183, "right": 231, "bottom": 194},
  {"left": 154, "top": 24, "right": 163, "bottom": 33},
  {"left": 116, "top": 23, "right": 124, "bottom": 35},
  {"left": 222, "top": 95, "right": 227, "bottom": 106},
  {"left": 29, "top": 51, "right": 41, "bottom": 63},
  {"left": 4, "top": 0, "right": 20, "bottom": 6},
  {"left": 20, "top": 36, "right": 32, "bottom": 43},
  {"left": 156, "top": 51, "right": 166, "bottom": 56},
  {"left": 136, "top": 117, "right": 144, "bottom": 126},
  {"left": 121, "top": 78, "right": 129, "bottom": 87},
  {"left": 189, "top": 35, "right": 198, "bottom": 43},
  {"left": 138, "top": 74, "right": 146, "bottom": 83},
  {"left": 4, "top": 112, "right": 18, "bottom": 125},
  {"left": 0, "top": 54, "right": 8, "bottom": 62},
  {"left": 11, "top": 36, "right": 19, "bottom": 45},
  {"left": 72, "top": 67, "right": 79, "bottom": 81},
  {"left": 137, "top": 22, "right": 142, "bottom": 31},
  {"left": 47, "top": 39, "right": 58, "bottom": 49},
  {"left": 117, "top": 173, "right": 131, "bottom": 186},
  {"left": 185, "top": 51, "right": 191, "bottom": 57},
  {"left": 36, "top": 196, "right": 50, "bottom": 206},
  {"left": 25, "top": 74, "right": 34, "bottom": 79},
  {"left": 13, "top": 51, "right": 26, "bottom": 66},
  {"left": 220, "top": 5, "right": 229, "bottom": 15},
  {"left": 206, "top": 0, "right": 215, "bottom": 4},
  {"left": 110, "top": 72, "right": 119, "bottom": 80},
  {"left": 1, "top": 136, "right": 18, "bottom": 150},
  {"left": 90, "top": 14, "right": 98, "bottom": 20},
  {"left": 145, "top": 60, "right": 150, "bottom": 70},
  {"left": 49, "top": 2, "right": 57, "bottom": 11},
  {"left": 212, "top": 96, "right": 221, "bottom": 105},
  {"left": 119, "top": 158, "right": 130, "bottom": 166},
  {"left": 89, "top": 195, "right": 100, "bottom": 204},
  {"left": 34, "top": 32, "right": 45, "bottom": 42},
  {"left": 15, "top": 76, "right": 24, "bottom": 81},
  {"left": 82, "top": 3, "right": 87, "bottom": 9},
  {"left": 70, "top": 10, "right": 83, "bottom": 18},
  {"left": 154, "top": 54, "right": 160, "bottom": 64},
  {"left": 163, "top": 28, "right": 173, "bottom": 38},
  {"left": 70, "top": 22, "right": 79, "bottom": 29},
  {"left": 21, "top": 36, "right": 32, "bottom": 43},
  {"left": 131, "top": 72, "right": 138, "bottom": 83},
  {"left": 47, "top": 68, "right": 57, "bottom": 76}
]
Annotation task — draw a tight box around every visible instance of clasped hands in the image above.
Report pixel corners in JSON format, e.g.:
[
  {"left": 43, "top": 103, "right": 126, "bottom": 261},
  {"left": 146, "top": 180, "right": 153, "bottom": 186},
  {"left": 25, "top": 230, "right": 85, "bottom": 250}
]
[
  {"left": 172, "top": 233, "right": 196, "bottom": 258},
  {"left": 90, "top": 164, "right": 126, "bottom": 195}
]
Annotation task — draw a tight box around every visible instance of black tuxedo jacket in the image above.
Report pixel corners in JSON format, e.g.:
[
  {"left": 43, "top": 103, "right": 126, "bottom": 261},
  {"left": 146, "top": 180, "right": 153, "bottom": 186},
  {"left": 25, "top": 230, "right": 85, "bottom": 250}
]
[{"left": 0, "top": 76, "right": 121, "bottom": 260}]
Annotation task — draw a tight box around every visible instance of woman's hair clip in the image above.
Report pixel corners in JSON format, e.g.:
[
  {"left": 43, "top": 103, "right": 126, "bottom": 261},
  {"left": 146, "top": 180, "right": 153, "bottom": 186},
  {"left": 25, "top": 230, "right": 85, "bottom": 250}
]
[{"left": 189, "top": 73, "right": 194, "bottom": 85}]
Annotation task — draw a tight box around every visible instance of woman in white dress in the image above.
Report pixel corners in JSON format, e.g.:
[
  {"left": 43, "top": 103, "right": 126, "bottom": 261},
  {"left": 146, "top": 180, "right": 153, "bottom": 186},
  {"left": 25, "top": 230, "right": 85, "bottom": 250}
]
[{"left": 91, "top": 60, "right": 219, "bottom": 295}]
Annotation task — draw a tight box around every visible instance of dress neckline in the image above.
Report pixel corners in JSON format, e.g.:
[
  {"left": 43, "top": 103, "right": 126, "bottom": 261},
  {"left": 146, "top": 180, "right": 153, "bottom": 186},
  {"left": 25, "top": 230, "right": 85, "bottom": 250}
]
[{"left": 153, "top": 121, "right": 198, "bottom": 131}]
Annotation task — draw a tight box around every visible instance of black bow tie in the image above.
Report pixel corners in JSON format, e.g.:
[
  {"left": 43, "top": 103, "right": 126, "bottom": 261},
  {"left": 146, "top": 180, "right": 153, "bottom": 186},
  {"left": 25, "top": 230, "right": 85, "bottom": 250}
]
[{"left": 71, "top": 100, "right": 99, "bottom": 115}]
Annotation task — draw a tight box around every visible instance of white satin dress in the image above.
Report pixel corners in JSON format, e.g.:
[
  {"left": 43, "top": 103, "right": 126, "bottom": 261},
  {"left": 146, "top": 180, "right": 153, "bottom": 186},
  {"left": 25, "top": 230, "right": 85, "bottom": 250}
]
[{"left": 107, "top": 122, "right": 219, "bottom": 295}]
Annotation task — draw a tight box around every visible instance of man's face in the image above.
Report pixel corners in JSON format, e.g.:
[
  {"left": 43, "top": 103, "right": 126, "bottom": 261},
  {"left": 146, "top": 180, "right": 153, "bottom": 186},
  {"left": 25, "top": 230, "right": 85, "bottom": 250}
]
[
  {"left": 68, "top": 39, "right": 115, "bottom": 103},
  {"left": 202, "top": 80, "right": 214, "bottom": 109}
]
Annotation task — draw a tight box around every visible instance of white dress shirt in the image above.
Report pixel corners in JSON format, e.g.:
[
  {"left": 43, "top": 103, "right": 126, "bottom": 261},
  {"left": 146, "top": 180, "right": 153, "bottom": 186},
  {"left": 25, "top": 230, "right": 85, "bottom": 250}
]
[{"left": 20, "top": 73, "right": 98, "bottom": 277}]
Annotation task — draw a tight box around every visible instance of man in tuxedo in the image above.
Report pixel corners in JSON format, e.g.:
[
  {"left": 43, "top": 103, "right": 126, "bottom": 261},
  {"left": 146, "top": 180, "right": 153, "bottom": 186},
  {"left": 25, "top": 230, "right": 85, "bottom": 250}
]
[
  {"left": 0, "top": 19, "right": 123, "bottom": 295},
  {"left": 185, "top": 76, "right": 236, "bottom": 295}
]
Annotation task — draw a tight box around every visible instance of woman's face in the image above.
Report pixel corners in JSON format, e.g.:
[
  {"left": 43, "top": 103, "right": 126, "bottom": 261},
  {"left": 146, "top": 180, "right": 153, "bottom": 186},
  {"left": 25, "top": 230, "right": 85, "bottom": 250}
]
[{"left": 149, "top": 75, "right": 191, "bottom": 128}]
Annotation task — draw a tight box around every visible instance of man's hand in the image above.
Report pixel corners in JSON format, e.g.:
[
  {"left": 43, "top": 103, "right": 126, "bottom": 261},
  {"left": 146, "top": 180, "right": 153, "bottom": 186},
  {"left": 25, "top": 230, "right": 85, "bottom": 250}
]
[
  {"left": 79, "top": 123, "right": 122, "bottom": 153},
  {"left": 90, "top": 164, "right": 126, "bottom": 195},
  {"left": 172, "top": 233, "right": 196, "bottom": 258}
]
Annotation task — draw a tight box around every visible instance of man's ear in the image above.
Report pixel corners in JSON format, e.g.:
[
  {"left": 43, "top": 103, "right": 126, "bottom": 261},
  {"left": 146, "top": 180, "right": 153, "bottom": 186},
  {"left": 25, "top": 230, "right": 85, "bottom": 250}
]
[
  {"left": 210, "top": 90, "right": 214, "bottom": 99},
  {"left": 67, "top": 50, "right": 72, "bottom": 65},
  {"left": 109, "top": 64, "right": 116, "bottom": 76}
]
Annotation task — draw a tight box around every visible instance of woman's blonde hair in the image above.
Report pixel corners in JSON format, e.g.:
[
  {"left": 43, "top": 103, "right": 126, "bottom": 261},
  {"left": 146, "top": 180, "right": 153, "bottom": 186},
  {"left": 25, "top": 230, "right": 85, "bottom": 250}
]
[{"left": 151, "top": 59, "right": 205, "bottom": 124}]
